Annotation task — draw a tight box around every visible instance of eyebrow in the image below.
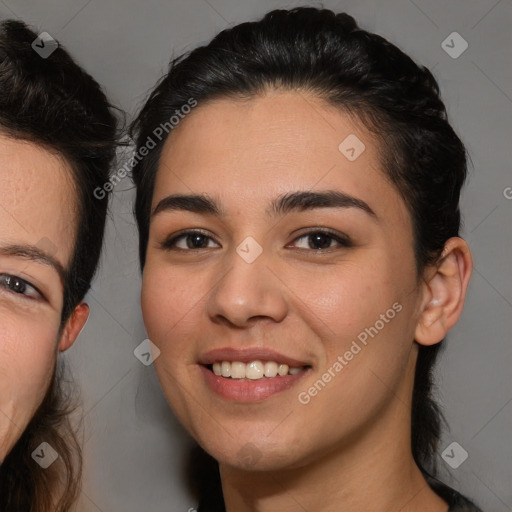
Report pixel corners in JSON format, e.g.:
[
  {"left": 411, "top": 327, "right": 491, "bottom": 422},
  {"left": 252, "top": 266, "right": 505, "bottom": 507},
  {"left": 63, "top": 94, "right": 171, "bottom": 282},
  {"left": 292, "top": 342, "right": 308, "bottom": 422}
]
[
  {"left": 151, "top": 190, "right": 376, "bottom": 220},
  {"left": 152, "top": 194, "right": 221, "bottom": 217},
  {"left": 270, "top": 190, "right": 376, "bottom": 218},
  {"left": 0, "top": 244, "right": 67, "bottom": 283}
]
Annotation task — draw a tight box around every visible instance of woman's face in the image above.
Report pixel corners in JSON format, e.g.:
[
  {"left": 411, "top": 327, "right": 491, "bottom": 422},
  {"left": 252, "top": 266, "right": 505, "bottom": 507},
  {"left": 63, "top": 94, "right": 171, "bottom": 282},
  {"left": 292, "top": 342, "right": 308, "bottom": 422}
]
[
  {"left": 0, "top": 134, "right": 76, "bottom": 461},
  {"left": 142, "top": 91, "right": 426, "bottom": 471}
]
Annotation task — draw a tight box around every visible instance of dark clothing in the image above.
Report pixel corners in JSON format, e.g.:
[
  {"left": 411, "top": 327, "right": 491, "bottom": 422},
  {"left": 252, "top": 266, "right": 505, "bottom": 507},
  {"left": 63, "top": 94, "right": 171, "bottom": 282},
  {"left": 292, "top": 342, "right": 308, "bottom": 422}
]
[
  {"left": 447, "top": 490, "right": 484, "bottom": 511},
  {"left": 197, "top": 478, "right": 483, "bottom": 511},
  {"left": 429, "top": 477, "right": 484, "bottom": 512}
]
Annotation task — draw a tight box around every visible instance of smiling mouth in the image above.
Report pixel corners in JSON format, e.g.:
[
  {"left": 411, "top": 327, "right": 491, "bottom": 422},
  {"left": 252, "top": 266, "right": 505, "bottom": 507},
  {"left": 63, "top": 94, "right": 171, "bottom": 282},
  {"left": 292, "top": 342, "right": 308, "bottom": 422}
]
[{"left": 206, "top": 360, "right": 311, "bottom": 381}]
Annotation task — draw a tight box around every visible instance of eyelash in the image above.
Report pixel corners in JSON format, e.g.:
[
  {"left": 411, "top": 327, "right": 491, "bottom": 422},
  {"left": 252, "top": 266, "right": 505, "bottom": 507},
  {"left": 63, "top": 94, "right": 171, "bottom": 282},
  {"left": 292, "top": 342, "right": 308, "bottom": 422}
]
[
  {"left": 0, "top": 273, "right": 42, "bottom": 300},
  {"left": 160, "top": 228, "right": 353, "bottom": 252},
  {"left": 292, "top": 229, "right": 353, "bottom": 251}
]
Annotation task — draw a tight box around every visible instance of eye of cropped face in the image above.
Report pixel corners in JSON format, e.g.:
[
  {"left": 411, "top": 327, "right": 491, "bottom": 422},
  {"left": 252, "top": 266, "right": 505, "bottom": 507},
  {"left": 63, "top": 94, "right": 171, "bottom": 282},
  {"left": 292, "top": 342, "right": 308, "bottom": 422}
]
[{"left": 0, "top": 274, "right": 42, "bottom": 300}]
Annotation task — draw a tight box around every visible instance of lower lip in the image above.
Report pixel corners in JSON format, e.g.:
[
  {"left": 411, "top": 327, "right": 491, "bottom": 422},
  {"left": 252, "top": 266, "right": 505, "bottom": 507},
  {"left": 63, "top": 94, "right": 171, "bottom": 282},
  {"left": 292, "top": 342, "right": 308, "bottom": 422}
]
[{"left": 200, "top": 365, "right": 309, "bottom": 402}]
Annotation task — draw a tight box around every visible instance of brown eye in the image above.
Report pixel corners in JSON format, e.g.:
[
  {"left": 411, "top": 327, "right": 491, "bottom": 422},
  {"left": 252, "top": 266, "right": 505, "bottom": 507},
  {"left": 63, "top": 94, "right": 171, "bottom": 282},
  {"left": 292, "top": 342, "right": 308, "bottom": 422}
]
[
  {"left": 161, "top": 230, "right": 221, "bottom": 251},
  {"left": 307, "top": 233, "right": 335, "bottom": 250},
  {"left": 183, "top": 233, "right": 211, "bottom": 249},
  {"left": 0, "top": 274, "right": 41, "bottom": 299},
  {"left": 291, "top": 230, "right": 352, "bottom": 251}
]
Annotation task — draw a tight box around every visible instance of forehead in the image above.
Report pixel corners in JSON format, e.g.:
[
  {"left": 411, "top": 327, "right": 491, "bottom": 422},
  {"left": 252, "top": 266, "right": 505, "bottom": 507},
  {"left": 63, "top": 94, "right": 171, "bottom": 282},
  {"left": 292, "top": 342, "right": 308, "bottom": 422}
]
[
  {"left": 153, "top": 91, "right": 409, "bottom": 226},
  {"left": 0, "top": 134, "right": 77, "bottom": 268}
]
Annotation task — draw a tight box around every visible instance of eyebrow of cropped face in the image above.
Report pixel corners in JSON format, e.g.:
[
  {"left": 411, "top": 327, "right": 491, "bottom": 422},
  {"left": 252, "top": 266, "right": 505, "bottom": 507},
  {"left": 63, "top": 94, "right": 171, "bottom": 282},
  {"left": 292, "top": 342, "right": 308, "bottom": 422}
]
[
  {"left": 151, "top": 190, "right": 376, "bottom": 220},
  {"left": 0, "top": 244, "right": 66, "bottom": 283}
]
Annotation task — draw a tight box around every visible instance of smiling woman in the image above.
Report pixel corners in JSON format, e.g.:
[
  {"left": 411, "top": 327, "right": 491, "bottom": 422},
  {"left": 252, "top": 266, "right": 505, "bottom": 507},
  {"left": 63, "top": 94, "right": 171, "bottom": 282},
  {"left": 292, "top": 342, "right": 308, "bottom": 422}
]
[
  {"left": 130, "top": 7, "right": 481, "bottom": 512},
  {"left": 0, "top": 20, "right": 117, "bottom": 511}
]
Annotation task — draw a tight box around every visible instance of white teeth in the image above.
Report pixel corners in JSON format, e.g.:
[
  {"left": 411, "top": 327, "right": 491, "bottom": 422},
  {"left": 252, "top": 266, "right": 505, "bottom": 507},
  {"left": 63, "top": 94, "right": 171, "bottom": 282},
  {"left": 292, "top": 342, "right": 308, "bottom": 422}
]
[
  {"left": 264, "top": 361, "right": 278, "bottom": 378},
  {"left": 278, "top": 364, "right": 289, "bottom": 376},
  {"left": 210, "top": 360, "right": 306, "bottom": 380},
  {"left": 246, "top": 361, "right": 264, "bottom": 380},
  {"left": 231, "top": 361, "right": 246, "bottom": 379},
  {"left": 221, "top": 361, "right": 231, "bottom": 378}
]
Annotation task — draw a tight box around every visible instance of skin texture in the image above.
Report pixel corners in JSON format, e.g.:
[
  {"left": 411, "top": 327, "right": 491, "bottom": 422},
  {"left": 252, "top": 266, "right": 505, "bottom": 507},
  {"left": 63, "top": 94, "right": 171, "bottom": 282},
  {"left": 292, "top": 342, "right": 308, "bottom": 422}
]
[
  {"left": 0, "top": 134, "right": 88, "bottom": 462},
  {"left": 141, "top": 91, "right": 472, "bottom": 512}
]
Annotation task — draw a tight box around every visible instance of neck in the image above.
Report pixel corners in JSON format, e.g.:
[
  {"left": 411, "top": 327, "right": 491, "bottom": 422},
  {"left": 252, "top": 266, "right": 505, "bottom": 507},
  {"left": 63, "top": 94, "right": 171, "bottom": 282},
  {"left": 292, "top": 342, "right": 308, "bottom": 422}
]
[{"left": 221, "top": 434, "right": 447, "bottom": 512}]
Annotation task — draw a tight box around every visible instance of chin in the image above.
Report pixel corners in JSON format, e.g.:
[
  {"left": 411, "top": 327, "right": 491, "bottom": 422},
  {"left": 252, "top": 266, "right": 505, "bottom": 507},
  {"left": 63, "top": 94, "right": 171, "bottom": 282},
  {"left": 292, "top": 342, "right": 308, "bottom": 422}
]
[{"left": 199, "top": 434, "right": 308, "bottom": 473}]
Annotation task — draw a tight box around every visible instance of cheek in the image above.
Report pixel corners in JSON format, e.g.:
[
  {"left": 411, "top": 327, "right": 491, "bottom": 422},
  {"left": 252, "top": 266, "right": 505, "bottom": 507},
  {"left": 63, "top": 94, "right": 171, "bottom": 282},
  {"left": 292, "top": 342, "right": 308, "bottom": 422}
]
[
  {"left": 297, "top": 293, "right": 415, "bottom": 432},
  {"left": 290, "top": 260, "right": 399, "bottom": 345},
  {"left": 141, "top": 266, "right": 173, "bottom": 341},
  {"left": 291, "top": 262, "right": 414, "bottom": 406},
  {"left": 0, "top": 313, "right": 57, "bottom": 397},
  {"left": 141, "top": 263, "right": 206, "bottom": 351},
  {"left": 142, "top": 266, "right": 203, "bottom": 425},
  {"left": 0, "top": 311, "right": 58, "bottom": 458}
]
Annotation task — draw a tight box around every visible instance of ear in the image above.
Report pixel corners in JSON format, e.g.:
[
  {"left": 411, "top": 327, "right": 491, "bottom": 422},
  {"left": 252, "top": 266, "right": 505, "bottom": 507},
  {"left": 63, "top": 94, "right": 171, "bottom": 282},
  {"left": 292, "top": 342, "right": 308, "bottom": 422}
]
[
  {"left": 415, "top": 237, "right": 473, "bottom": 346},
  {"left": 57, "top": 302, "right": 90, "bottom": 352}
]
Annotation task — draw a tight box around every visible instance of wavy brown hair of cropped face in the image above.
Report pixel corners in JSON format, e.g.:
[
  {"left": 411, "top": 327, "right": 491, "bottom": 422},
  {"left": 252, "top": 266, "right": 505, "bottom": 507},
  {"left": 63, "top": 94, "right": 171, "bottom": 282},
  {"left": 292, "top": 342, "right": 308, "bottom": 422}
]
[{"left": 0, "top": 19, "right": 118, "bottom": 511}]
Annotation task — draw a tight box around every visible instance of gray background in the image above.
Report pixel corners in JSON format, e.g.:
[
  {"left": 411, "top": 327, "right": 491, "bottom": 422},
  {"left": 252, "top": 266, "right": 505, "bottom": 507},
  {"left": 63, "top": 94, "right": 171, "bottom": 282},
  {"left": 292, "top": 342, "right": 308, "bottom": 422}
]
[{"left": 1, "top": 1, "right": 510, "bottom": 510}]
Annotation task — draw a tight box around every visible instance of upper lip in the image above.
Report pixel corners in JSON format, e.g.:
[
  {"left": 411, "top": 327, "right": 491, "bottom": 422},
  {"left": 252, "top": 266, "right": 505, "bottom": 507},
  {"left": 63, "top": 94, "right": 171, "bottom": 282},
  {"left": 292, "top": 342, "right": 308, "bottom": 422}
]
[{"left": 199, "top": 347, "right": 310, "bottom": 367}]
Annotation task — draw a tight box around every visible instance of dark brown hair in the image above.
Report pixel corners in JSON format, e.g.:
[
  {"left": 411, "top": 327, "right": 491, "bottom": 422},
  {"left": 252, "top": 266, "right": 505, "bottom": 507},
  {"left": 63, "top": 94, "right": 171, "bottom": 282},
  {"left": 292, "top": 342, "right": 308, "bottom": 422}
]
[{"left": 0, "top": 19, "right": 117, "bottom": 511}]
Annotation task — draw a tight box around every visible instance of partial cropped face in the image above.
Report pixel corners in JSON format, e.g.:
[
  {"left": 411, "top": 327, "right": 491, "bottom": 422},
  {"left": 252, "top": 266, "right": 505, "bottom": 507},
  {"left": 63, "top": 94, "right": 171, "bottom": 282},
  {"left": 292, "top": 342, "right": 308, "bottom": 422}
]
[
  {"left": 142, "top": 91, "right": 426, "bottom": 471},
  {"left": 0, "top": 134, "right": 76, "bottom": 461}
]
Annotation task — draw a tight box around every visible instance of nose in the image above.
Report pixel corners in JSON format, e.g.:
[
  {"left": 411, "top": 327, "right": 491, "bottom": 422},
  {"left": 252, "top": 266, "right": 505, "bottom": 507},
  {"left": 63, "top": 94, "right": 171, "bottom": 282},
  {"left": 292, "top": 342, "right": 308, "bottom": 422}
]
[{"left": 206, "top": 248, "right": 288, "bottom": 328}]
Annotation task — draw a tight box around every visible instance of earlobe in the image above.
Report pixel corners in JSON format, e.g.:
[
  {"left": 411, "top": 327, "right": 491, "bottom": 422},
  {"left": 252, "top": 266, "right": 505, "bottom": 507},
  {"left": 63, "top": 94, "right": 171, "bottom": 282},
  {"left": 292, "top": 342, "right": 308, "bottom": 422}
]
[
  {"left": 58, "top": 302, "right": 90, "bottom": 352},
  {"left": 415, "top": 237, "right": 472, "bottom": 347}
]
